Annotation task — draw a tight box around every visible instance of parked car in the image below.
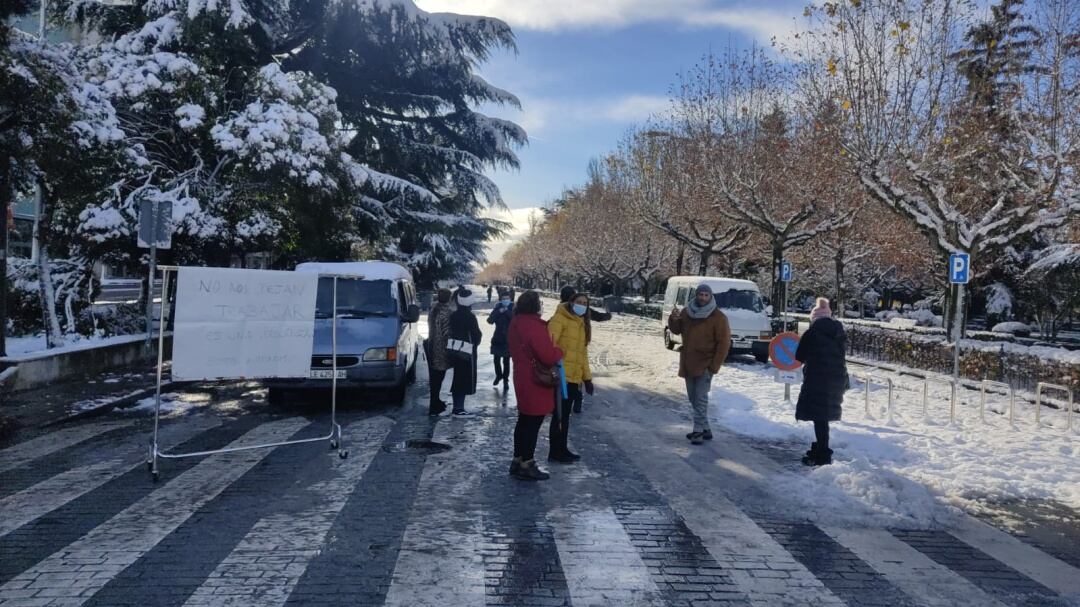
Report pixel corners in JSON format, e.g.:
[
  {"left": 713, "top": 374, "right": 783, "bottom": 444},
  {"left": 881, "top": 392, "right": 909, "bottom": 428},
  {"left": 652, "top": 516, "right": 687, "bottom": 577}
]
[
  {"left": 265, "top": 261, "right": 421, "bottom": 405},
  {"left": 662, "top": 276, "right": 772, "bottom": 363}
]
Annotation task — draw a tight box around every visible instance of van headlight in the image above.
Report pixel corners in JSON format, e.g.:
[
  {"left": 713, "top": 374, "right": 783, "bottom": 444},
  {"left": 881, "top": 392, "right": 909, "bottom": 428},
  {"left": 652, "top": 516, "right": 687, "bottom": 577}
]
[
  {"left": 759, "top": 331, "right": 773, "bottom": 339},
  {"left": 363, "top": 347, "right": 397, "bottom": 362}
]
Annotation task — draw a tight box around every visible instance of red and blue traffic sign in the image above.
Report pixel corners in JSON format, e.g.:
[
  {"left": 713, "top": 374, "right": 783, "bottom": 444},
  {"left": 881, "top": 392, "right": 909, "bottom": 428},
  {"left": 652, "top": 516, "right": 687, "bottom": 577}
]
[{"left": 769, "top": 332, "right": 802, "bottom": 371}]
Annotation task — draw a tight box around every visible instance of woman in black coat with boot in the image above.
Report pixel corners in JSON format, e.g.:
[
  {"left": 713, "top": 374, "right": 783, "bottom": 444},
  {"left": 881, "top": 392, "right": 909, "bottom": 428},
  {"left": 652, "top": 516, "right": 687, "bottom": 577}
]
[
  {"left": 488, "top": 289, "right": 514, "bottom": 391},
  {"left": 795, "top": 297, "right": 847, "bottom": 466},
  {"left": 448, "top": 287, "right": 483, "bottom": 416}
]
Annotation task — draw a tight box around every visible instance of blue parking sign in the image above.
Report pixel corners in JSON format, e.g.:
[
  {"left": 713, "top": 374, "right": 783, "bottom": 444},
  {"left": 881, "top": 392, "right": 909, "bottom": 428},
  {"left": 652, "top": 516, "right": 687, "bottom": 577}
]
[
  {"left": 780, "top": 261, "right": 793, "bottom": 282},
  {"left": 949, "top": 253, "right": 970, "bottom": 284}
]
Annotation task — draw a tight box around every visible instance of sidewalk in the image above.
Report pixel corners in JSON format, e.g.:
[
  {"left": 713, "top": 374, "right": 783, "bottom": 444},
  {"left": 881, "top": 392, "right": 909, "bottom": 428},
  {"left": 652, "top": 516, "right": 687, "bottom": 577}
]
[{"left": 0, "top": 361, "right": 171, "bottom": 445}]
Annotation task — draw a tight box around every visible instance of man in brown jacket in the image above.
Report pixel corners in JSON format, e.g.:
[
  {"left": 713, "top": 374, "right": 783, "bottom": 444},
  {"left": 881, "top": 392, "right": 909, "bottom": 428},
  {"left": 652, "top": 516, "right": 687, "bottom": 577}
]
[{"left": 668, "top": 283, "right": 732, "bottom": 445}]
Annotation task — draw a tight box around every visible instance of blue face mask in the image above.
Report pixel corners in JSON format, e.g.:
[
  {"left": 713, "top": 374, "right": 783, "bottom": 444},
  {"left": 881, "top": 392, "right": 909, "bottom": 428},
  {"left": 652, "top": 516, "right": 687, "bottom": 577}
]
[
  {"left": 500, "top": 300, "right": 511, "bottom": 307},
  {"left": 572, "top": 304, "right": 588, "bottom": 316}
]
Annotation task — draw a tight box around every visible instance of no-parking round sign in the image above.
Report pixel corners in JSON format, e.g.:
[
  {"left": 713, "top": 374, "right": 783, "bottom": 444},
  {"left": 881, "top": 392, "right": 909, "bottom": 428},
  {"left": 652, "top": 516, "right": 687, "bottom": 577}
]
[{"left": 768, "top": 332, "right": 802, "bottom": 371}]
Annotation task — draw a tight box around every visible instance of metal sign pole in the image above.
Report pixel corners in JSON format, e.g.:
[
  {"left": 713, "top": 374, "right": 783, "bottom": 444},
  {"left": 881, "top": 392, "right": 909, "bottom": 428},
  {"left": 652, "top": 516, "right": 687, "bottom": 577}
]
[
  {"left": 329, "top": 276, "right": 343, "bottom": 452},
  {"left": 145, "top": 199, "right": 158, "bottom": 348},
  {"left": 953, "top": 282, "right": 963, "bottom": 382}
]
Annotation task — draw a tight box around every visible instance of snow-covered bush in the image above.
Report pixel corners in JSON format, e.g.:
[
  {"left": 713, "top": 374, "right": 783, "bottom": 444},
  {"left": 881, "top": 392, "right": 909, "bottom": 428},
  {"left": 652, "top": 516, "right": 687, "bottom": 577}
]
[
  {"left": 875, "top": 310, "right": 901, "bottom": 322},
  {"left": 903, "top": 308, "right": 943, "bottom": 328},
  {"left": 991, "top": 321, "right": 1033, "bottom": 337}
]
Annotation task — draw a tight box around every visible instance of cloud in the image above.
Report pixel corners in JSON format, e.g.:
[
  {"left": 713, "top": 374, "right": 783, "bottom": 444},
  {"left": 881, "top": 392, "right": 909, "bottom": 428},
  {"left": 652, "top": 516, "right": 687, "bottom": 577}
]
[
  {"left": 414, "top": 0, "right": 803, "bottom": 43},
  {"left": 482, "top": 206, "right": 543, "bottom": 263},
  {"left": 508, "top": 94, "right": 669, "bottom": 135}
]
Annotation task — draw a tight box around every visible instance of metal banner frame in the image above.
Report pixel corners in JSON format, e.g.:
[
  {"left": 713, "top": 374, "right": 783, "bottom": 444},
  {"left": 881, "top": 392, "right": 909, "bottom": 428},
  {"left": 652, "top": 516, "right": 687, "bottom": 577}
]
[{"left": 146, "top": 266, "right": 348, "bottom": 481}]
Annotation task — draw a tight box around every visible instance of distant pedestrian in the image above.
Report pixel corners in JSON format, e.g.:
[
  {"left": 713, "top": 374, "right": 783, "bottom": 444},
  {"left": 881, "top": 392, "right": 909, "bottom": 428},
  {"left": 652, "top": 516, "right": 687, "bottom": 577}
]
[
  {"left": 546, "top": 291, "right": 594, "bottom": 462},
  {"left": 488, "top": 289, "right": 515, "bottom": 391},
  {"left": 487, "top": 285, "right": 493, "bottom": 302},
  {"left": 448, "top": 287, "right": 483, "bottom": 416},
  {"left": 508, "top": 291, "right": 563, "bottom": 481},
  {"left": 560, "top": 285, "right": 612, "bottom": 322},
  {"left": 667, "top": 283, "right": 731, "bottom": 445},
  {"left": 795, "top": 297, "right": 847, "bottom": 466}
]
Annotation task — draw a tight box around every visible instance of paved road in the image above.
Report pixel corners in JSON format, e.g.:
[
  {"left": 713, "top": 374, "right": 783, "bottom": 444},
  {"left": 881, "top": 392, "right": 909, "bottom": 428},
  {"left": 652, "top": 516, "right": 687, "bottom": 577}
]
[{"left": 2, "top": 315, "right": 1079, "bottom": 606}]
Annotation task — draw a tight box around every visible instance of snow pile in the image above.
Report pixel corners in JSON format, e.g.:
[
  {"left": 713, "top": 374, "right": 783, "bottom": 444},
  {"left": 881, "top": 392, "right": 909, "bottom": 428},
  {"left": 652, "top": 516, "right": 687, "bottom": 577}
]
[
  {"left": 991, "top": 321, "right": 1033, "bottom": 335},
  {"left": 902, "top": 308, "right": 942, "bottom": 327},
  {"left": 123, "top": 392, "right": 209, "bottom": 415},
  {"left": 711, "top": 362, "right": 1080, "bottom": 525}
]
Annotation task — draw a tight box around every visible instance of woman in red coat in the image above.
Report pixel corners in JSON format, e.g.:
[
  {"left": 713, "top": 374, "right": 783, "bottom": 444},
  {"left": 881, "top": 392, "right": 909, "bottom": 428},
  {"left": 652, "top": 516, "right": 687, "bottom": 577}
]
[{"left": 507, "top": 291, "right": 564, "bottom": 481}]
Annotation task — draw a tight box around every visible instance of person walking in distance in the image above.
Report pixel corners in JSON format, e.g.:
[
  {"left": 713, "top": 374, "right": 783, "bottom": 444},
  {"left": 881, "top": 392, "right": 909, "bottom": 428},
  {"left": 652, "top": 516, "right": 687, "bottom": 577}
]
[
  {"left": 488, "top": 289, "right": 514, "bottom": 391},
  {"left": 508, "top": 291, "right": 564, "bottom": 481},
  {"left": 448, "top": 287, "right": 483, "bottom": 416},
  {"left": 426, "top": 288, "right": 453, "bottom": 416},
  {"left": 546, "top": 291, "right": 594, "bottom": 463},
  {"left": 795, "top": 298, "right": 847, "bottom": 466},
  {"left": 668, "top": 283, "right": 731, "bottom": 445},
  {"left": 487, "top": 285, "right": 493, "bottom": 302}
]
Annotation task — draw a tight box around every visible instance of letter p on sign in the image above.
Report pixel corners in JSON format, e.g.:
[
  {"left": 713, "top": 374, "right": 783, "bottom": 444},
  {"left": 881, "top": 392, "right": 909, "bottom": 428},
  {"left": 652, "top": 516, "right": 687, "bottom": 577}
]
[{"left": 949, "top": 253, "right": 970, "bottom": 284}]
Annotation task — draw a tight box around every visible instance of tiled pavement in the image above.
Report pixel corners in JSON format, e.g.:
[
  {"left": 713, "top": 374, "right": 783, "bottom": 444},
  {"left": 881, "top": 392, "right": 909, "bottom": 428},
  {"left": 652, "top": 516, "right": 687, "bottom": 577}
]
[{"left": 2, "top": 325, "right": 1080, "bottom": 606}]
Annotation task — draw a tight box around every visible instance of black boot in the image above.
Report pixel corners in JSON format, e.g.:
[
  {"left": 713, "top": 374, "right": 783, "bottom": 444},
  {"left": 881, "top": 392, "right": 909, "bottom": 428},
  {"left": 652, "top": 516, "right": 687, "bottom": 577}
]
[
  {"left": 493, "top": 375, "right": 502, "bottom": 386},
  {"left": 812, "top": 448, "right": 834, "bottom": 466}
]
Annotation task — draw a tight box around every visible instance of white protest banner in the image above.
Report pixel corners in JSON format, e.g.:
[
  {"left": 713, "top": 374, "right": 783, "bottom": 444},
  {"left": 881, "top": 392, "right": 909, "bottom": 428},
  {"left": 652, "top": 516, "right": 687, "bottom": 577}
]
[{"left": 172, "top": 267, "right": 318, "bottom": 381}]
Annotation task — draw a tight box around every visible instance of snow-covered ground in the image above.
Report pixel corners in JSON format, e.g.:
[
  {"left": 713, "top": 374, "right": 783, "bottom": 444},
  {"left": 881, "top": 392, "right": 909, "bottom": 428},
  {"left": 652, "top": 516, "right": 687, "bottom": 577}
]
[{"left": 584, "top": 307, "right": 1080, "bottom": 529}]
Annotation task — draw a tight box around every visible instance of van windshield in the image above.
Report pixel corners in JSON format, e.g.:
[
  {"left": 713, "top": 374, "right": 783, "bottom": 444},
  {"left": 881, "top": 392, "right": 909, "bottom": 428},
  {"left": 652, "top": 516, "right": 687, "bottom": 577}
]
[
  {"left": 315, "top": 278, "right": 396, "bottom": 318},
  {"left": 715, "top": 289, "right": 764, "bottom": 313}
]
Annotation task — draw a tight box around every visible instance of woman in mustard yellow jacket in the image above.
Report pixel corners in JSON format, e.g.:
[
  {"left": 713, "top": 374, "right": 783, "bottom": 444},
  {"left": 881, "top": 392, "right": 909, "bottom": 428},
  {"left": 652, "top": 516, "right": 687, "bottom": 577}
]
[{"left": 547, "top": 291, "right": 595, "bottom": 463}]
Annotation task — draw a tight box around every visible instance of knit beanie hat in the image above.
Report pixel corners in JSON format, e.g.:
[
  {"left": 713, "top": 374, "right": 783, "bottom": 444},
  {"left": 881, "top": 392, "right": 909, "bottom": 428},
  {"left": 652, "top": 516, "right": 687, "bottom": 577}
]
[
  {"left": 696, "top": 283, "right": 714, "bottom": 297},
  {"left": 810, "top": 297, "right": 832, "bottom": 322},
  {"left": 456, "top": 288, "right": 477, "bottom": 307}
]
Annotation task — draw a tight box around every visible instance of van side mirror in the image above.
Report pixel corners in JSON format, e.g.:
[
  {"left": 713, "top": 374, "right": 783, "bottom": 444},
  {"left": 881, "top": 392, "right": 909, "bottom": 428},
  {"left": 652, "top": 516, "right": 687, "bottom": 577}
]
[
  {"left": 765, "top": 305, "right": 774, "bottom": 315},
  {"left": 405, "top": 304, "right": 420, "bottom": 323}
]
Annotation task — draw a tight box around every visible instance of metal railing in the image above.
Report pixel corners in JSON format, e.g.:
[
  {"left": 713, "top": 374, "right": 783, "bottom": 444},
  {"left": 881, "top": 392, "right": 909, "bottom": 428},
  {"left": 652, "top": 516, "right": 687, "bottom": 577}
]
[
  {"left": 979, "top": 380, "right": 1014, "bottom": 426},
  {"left": 1036, "top": 382, "right": 1075, "bottom": 431},
  {"left": 860, "top": 374, "right": 893, "bottom": 421}
]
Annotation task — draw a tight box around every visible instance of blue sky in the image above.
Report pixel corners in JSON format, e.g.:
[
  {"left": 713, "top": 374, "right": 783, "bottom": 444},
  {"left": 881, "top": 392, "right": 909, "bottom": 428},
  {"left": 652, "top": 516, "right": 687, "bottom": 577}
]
[{"left": 413, "top": 0, "right": 807, "bottom": 260}]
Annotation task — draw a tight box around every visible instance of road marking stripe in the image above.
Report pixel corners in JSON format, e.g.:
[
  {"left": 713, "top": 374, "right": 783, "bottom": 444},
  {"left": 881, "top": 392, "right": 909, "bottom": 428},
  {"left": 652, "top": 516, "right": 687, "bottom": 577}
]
[
  {"left": 0, "top": 418, "right": 220, "bottom": 537},
  {"left": 0, "top": 417, "right": 308, "bottom": 606},
  {"left": 949, "top": 515, "right": 1080, "bottom": 598},
  {"left": 822, "top": 527, "right": 1010, "bottom": 607},
  {"left": 382, "top": 415, "right": 494, "bottom": 607},
  {"left": 0, "top": 421, "right": 135, "bottom": 473},
  {"left": 180, "top": 416, "right": 394, "bottom": 607},
  {"left": 601, "top": 414, "right": 846, "bottom": 606}
]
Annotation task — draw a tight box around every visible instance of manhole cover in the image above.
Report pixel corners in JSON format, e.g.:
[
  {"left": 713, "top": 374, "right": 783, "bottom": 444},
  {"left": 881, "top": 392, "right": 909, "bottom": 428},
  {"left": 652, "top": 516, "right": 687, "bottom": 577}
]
[{"left": 382, "top": 439, "right": 452, "bottom": 454}]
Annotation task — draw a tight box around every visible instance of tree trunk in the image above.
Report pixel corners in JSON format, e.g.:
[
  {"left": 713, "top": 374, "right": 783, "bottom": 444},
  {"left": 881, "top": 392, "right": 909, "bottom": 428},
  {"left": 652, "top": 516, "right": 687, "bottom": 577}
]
[
  {"left": 770, "top": 243, "right": 783, "bottom": 318},
  {"left": 0, "top": 155, "right": 9, "bottom": 357},
  {"left": 675, "top": 243, "right": 685, "bottom": 276},
  {"left": 697, "top": 250, "right": 710, "bottom": 276},
  {"left": 33, "top": 182, "right": 63, "bottom": 348},
  {"left": 834, "top": 253, "right": 845, "bottom": 318}
]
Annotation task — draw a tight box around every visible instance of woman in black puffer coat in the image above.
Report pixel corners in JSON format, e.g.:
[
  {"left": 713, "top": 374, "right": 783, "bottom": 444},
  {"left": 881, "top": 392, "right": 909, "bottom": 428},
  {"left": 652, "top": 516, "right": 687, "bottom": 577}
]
[{"left": 795, "top": 297, "right": 848, "bottom": 466}]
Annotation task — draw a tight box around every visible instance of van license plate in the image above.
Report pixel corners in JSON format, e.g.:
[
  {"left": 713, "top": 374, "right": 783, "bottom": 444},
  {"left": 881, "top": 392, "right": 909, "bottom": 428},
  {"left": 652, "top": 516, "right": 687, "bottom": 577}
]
[
  {"left": 732, "top": 339, "right": 751, "bottom": 348},
  {"left": 310, "top": 369, "right": 347, "bottom": 379}
]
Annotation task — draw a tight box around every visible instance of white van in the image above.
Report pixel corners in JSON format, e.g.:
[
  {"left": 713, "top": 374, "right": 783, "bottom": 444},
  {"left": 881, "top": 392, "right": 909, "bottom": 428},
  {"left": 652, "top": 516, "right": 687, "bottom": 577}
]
[{"left": 662, "top": 276, "right": 772, "bottom": 363}]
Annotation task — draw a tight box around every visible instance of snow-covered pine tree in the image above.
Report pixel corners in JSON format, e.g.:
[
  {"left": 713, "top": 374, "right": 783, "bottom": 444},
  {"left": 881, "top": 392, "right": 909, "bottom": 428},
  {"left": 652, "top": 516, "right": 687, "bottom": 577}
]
[{"left": 284, "top": 0, "right": 525, "bottom": 287}]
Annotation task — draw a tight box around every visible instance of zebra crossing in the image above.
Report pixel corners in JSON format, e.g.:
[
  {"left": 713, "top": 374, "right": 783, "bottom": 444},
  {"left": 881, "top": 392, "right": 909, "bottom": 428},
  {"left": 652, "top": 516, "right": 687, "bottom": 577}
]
[{"left": 1, "top": 395, "right": 1079, "bottom": 607}]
